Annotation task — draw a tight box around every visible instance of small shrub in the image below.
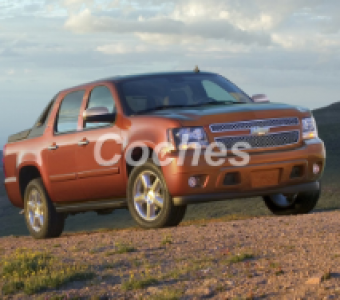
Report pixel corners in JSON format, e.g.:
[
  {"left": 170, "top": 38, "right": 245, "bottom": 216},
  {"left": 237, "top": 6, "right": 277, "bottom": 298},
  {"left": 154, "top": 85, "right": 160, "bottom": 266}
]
[
  {"left": 104, "top": 251, "right": 116, "bottom": 257},
  {"left": 269, "top": 262, "right": 279, "bottom": 268},
  {"left": 89, "top": 248, "right": 102, "bottom": 255},
  {"left": 215, "top": 284, "right": 226, "bottom": 292},
  {"left": 132, "top": 259, "right": 142, "bottom": 267},
  {"left": 102, "top": 262, "right": 121, "bottom": 270},
  {"left": 149, "top": 288, "right": 184, "bottom": 300},
  {"left": 49, "top": 296, "right": 82, "bottom": 300},
  {"left": 322, "top": 270, "right": 331, "bottom": 281},
  {"left": 161, "top": 235, "right": 173, "bottom": 246},
  {"left": 71, "top": 246, "right": 82, "bottom": 253},
  {"left": 121, "top": 269, "right": 157, "bottom": 291},
  {"left": 226, "top": 253, "right": 254, "bottom": 264},
  {"left": 115, "top": 242, "right": 136, "bottom": 254}
]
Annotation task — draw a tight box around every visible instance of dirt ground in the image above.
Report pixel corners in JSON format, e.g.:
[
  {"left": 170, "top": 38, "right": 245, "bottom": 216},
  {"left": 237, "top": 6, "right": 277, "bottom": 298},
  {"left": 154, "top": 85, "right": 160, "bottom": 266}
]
[{"left": 1, "top": 211, "right": 340, "bottom": 299}]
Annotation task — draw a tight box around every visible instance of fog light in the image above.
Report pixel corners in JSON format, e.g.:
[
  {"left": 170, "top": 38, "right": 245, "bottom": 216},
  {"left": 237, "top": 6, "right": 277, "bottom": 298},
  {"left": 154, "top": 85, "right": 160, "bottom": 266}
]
[
  {"left": 224, "top": 172, "right": 240, "bottom": 186},
  {"left": 313, "top": 163, "right": 320, "bottom": 175},
  {"left": 290, "top": 166, "right": 304, "bottom": 179}
]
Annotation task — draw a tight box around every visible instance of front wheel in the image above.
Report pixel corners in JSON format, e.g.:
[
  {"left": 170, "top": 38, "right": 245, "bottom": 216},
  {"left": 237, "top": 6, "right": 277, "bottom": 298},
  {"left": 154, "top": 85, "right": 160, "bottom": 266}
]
[
  {"left": 263, "top": 183, "right": 321, "bottom": 215},
  {"left": 127, "top": 160, "right": 186, "bottom": 229},
  {"left": 24, "top": 178, "right": 65, "bottom": 239}
]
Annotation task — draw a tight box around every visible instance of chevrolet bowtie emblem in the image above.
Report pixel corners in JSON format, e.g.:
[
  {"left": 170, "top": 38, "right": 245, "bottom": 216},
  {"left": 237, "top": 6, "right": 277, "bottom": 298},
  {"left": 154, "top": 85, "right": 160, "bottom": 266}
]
[{"left": 250, "top": 126, "right": 270, "bottom": 136}]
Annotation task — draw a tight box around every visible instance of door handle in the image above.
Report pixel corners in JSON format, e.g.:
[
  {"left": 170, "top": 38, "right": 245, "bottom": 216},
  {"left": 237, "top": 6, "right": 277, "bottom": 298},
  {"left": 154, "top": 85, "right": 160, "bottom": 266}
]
[
  {"left": 78, "top": 139, "right": 89, "bottom": 146},
  {"left": 48, "top": 144, "right": 58, "bottom": 151}
]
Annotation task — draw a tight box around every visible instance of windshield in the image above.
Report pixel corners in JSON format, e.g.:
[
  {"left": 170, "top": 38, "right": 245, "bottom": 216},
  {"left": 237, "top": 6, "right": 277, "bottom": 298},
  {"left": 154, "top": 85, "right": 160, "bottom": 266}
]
[{"left": 117, "top": 73, "right": 252, "bottom": 116}]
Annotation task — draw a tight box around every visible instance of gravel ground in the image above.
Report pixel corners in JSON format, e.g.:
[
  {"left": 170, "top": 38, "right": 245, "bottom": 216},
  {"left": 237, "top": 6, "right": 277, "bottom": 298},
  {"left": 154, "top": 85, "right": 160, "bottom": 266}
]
[{"left": 1, "top": 211, "right": 340, "bottom": 300}]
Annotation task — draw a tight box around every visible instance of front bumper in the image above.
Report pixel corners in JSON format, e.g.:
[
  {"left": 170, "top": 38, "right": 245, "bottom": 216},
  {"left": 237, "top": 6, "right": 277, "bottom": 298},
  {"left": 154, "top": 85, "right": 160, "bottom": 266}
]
[
  {"left": 162, "top": 138, "right": 325, "bottom": 204},
  {"left": 173, "top": 181, "right": 320, "bottom": 206}
]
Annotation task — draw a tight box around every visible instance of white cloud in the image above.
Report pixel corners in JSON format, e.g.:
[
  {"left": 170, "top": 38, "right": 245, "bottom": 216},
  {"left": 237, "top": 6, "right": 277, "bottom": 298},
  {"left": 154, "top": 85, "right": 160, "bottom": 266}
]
[
  {"left": 62, "top": 0, "right": 340, "bottom": 52},
  {"left": 64, "top": 8, "right": 272, "bottom": 46},
  {"left": 96, "top": 43, "right": 148, "bottom": 54}
]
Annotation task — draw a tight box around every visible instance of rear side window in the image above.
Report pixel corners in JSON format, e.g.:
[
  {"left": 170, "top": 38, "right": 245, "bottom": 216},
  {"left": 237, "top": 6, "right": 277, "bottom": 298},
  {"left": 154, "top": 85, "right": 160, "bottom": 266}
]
[
  {"left": 55, "top": 90, "right": 84, "bottom": 133},
  {"left": 35, "top": 97, "right": 56, "bottom": 127},
  {"left": 84, "top": 86, "right": 116, "bottom": 129}
]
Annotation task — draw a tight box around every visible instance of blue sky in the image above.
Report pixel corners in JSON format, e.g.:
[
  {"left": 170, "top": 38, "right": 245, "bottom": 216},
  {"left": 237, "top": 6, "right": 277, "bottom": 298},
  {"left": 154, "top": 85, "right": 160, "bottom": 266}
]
[{"left": 0, "top": 0, "right": 339, "bottom": 148}]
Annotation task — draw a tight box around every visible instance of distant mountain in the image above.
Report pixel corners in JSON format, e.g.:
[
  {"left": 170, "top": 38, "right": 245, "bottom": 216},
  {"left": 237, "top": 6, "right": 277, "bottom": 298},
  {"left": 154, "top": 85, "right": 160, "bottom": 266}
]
[
  {"left": 313, "top": 102, "right": 340, "bottom": 154},
  {"left": 0, "top": 150, "right": 2, "bottom": 167},
  {"left": 313, "top": 101, "right": 340, "bottom": 125}
]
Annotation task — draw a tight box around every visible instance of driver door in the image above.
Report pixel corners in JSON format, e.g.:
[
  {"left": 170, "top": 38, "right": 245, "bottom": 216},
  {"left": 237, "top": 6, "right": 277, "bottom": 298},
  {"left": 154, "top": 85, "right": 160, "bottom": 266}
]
[{"left": 75, "top": 85, "right": 125, "bottom": 200}]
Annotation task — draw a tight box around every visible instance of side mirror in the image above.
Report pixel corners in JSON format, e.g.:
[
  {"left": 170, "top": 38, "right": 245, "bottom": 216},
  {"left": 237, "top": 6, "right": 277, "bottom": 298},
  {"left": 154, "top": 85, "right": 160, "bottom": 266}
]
[
  {"left": 252, "top": 94, "right": 270, "bottom": 103},
  {"left": 83, "top": 107, "right": 116, "bottom": 123}
]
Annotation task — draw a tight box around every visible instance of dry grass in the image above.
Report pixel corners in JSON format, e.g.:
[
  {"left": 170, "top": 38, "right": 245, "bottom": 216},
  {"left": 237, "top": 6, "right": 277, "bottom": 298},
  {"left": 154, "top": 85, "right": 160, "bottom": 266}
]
[
  {"left": 121, "top": 270, "right": 158, "bottom": 291},
  {"left": 0, "top": 248, "right": 95, "bottom": 295},
  {"left": 225, "top": 253, "right": 255, "bottom": 264}
]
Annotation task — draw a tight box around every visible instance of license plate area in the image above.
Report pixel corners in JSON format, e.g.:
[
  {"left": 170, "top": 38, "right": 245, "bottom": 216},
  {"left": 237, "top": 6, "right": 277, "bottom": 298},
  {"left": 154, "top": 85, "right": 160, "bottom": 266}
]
[{"left": 251, "top": 169, "right": 281, "bottom": 188}]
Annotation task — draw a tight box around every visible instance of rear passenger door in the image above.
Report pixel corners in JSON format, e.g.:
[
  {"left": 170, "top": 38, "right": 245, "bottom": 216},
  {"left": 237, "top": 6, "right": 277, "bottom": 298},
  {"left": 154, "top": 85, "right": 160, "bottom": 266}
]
[{"left": 75, "top": 85, "right": 125, "bottom": 201}]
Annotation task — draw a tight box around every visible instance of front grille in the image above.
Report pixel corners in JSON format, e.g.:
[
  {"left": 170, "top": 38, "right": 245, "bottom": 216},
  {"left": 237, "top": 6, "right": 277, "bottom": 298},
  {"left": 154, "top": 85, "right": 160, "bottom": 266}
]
[
  {"left": 215, "top": 130, "right": 300, "bottom": 149},
  {"left": 210, "top": 117, "right": 299, "bottom": 133}
]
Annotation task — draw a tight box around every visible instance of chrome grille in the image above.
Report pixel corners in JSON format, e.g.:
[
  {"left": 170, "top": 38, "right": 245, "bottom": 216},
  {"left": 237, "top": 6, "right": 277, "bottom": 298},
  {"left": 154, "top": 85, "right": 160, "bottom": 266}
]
[
  {"left": 215, "top": 130, "right": 300, "bottom": 149},
  {"left": 210, "top": 117, "right": 299, "bottom": 133}
]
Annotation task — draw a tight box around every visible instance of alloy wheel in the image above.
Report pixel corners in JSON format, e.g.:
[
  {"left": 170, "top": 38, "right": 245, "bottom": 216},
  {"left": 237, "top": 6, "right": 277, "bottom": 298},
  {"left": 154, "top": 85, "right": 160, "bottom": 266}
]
[
  {"left": 27, "top": 188, "right": 45, "bottom": 232},
  {"left": 133, "top": 171, "right": 165, "bottom": 221},
  {"left": 268, "top": 193, "right": 298, "bottom": 208}
]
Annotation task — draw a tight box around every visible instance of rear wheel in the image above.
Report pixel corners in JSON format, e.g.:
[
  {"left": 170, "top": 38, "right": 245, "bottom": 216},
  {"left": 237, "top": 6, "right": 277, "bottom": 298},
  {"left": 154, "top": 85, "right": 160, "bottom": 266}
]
[
  {"left": 127, "top": 160, "right": 187, "bottom": 229},
  {"left": 263, "top": 183, "right": 321, "bottom": 215},
  {"left": 24, "top": 178, "right": 65, "bottom": 239}
]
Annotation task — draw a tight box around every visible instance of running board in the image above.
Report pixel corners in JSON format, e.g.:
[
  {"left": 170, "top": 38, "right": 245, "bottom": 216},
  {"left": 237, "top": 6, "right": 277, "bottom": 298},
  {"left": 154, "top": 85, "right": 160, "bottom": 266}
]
[{"left": 54, "top": 199, "right": 127, "bottom": 213}]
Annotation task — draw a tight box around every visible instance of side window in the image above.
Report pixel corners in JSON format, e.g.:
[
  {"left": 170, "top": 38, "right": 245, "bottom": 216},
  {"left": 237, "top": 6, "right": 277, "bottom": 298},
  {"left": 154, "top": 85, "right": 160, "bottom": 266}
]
[
  {"left": 202, "top": 80, "right": 236, "bottom": 102},
  {"left": 35, "top": 97, "right": 56, "bottom": 128},
  {"left": 55, "top": 90, "right": 84, "bottom": 133},
  {"left": 85, "top": 86, "right": 116, "bottom": 129}
]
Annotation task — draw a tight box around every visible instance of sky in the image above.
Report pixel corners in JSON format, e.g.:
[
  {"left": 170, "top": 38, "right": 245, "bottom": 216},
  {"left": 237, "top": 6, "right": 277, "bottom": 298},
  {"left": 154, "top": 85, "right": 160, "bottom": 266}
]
[{"left": 0, "top": 0, "right": 339, "bottom": 148}]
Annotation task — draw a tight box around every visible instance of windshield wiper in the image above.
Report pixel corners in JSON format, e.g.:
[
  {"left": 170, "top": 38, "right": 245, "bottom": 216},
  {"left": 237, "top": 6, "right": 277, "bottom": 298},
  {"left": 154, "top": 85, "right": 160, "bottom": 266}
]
[
  {"left": 189, "top": 100, "right": 247, "bottom": 107},
  {"left": 134, "top": 101, "right": 247, "bottom": 115},
  {"left": 134, "top": 105, "right": 189, "bottom": 115}
]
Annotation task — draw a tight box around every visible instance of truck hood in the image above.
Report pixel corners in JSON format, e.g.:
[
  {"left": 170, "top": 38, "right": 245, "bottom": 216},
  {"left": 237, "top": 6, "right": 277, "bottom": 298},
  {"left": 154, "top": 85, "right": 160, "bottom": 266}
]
[{"left": 146, "top": 102, "right": 310, "bottom": 127}]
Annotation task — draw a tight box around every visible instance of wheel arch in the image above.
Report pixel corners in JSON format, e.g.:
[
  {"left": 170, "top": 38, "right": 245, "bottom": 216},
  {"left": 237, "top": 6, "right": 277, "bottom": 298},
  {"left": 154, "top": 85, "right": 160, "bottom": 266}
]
[
  {"left": 18, "top": 164, "right": 45, "bottom": 201},
  {"left": 124, "top": 142, "right": 156, "bottom": 177}
]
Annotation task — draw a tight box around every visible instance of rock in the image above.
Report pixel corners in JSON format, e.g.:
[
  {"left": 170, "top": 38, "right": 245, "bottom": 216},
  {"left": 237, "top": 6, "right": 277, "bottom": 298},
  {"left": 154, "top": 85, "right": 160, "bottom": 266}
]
[
  {"left": 202, "top": 278, "right": 218, "bottom": 287},
  {"left": 147, "top": 287, "right": 162, "bottom": 294},
  {"left": 323, "top": 296, "right": 337, "bottom": 300},
  {"left": 185, "top": 287, "right": 212, "bottom": 297},
  {"left": 306, "top": 273, "right": 326, "bottom": 285}
]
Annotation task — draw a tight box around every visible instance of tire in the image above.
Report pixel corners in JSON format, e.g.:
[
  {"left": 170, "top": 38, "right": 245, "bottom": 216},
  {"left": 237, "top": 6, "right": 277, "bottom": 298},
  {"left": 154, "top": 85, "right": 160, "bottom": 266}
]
[
  {"left": 167, "top": 206, "right": 187, "bottom": 227},
  {"left": 24, "top": 178, "right": 65, "bottom": 239},
  {"left": 263, "top": 183, "right": 321, "bottom": 216},
  {"left": 127, "top": 159, "right": 186, "bottom": 229}
]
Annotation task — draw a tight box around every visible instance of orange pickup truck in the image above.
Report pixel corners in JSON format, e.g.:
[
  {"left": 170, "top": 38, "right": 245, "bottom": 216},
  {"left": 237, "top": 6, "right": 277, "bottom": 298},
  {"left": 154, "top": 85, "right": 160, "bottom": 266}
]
[{"left": 3, "top": 71, "right": 325, "bottom": 239}]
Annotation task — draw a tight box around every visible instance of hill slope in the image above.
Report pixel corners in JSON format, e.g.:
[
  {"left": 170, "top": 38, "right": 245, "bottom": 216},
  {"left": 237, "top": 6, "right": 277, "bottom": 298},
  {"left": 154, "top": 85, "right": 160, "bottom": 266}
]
[{"left": 314, "top": 102, "right": 340, "bottom": 154}]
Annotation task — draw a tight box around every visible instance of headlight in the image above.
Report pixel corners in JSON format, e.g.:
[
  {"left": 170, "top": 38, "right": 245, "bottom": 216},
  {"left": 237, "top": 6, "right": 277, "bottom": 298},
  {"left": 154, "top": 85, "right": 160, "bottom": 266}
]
[
  {"left": 302, "top": 116, "right": 318, "bottom": 140},
  {"left": 170, "top": 127, "right": 209, "bottom": 150}
]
